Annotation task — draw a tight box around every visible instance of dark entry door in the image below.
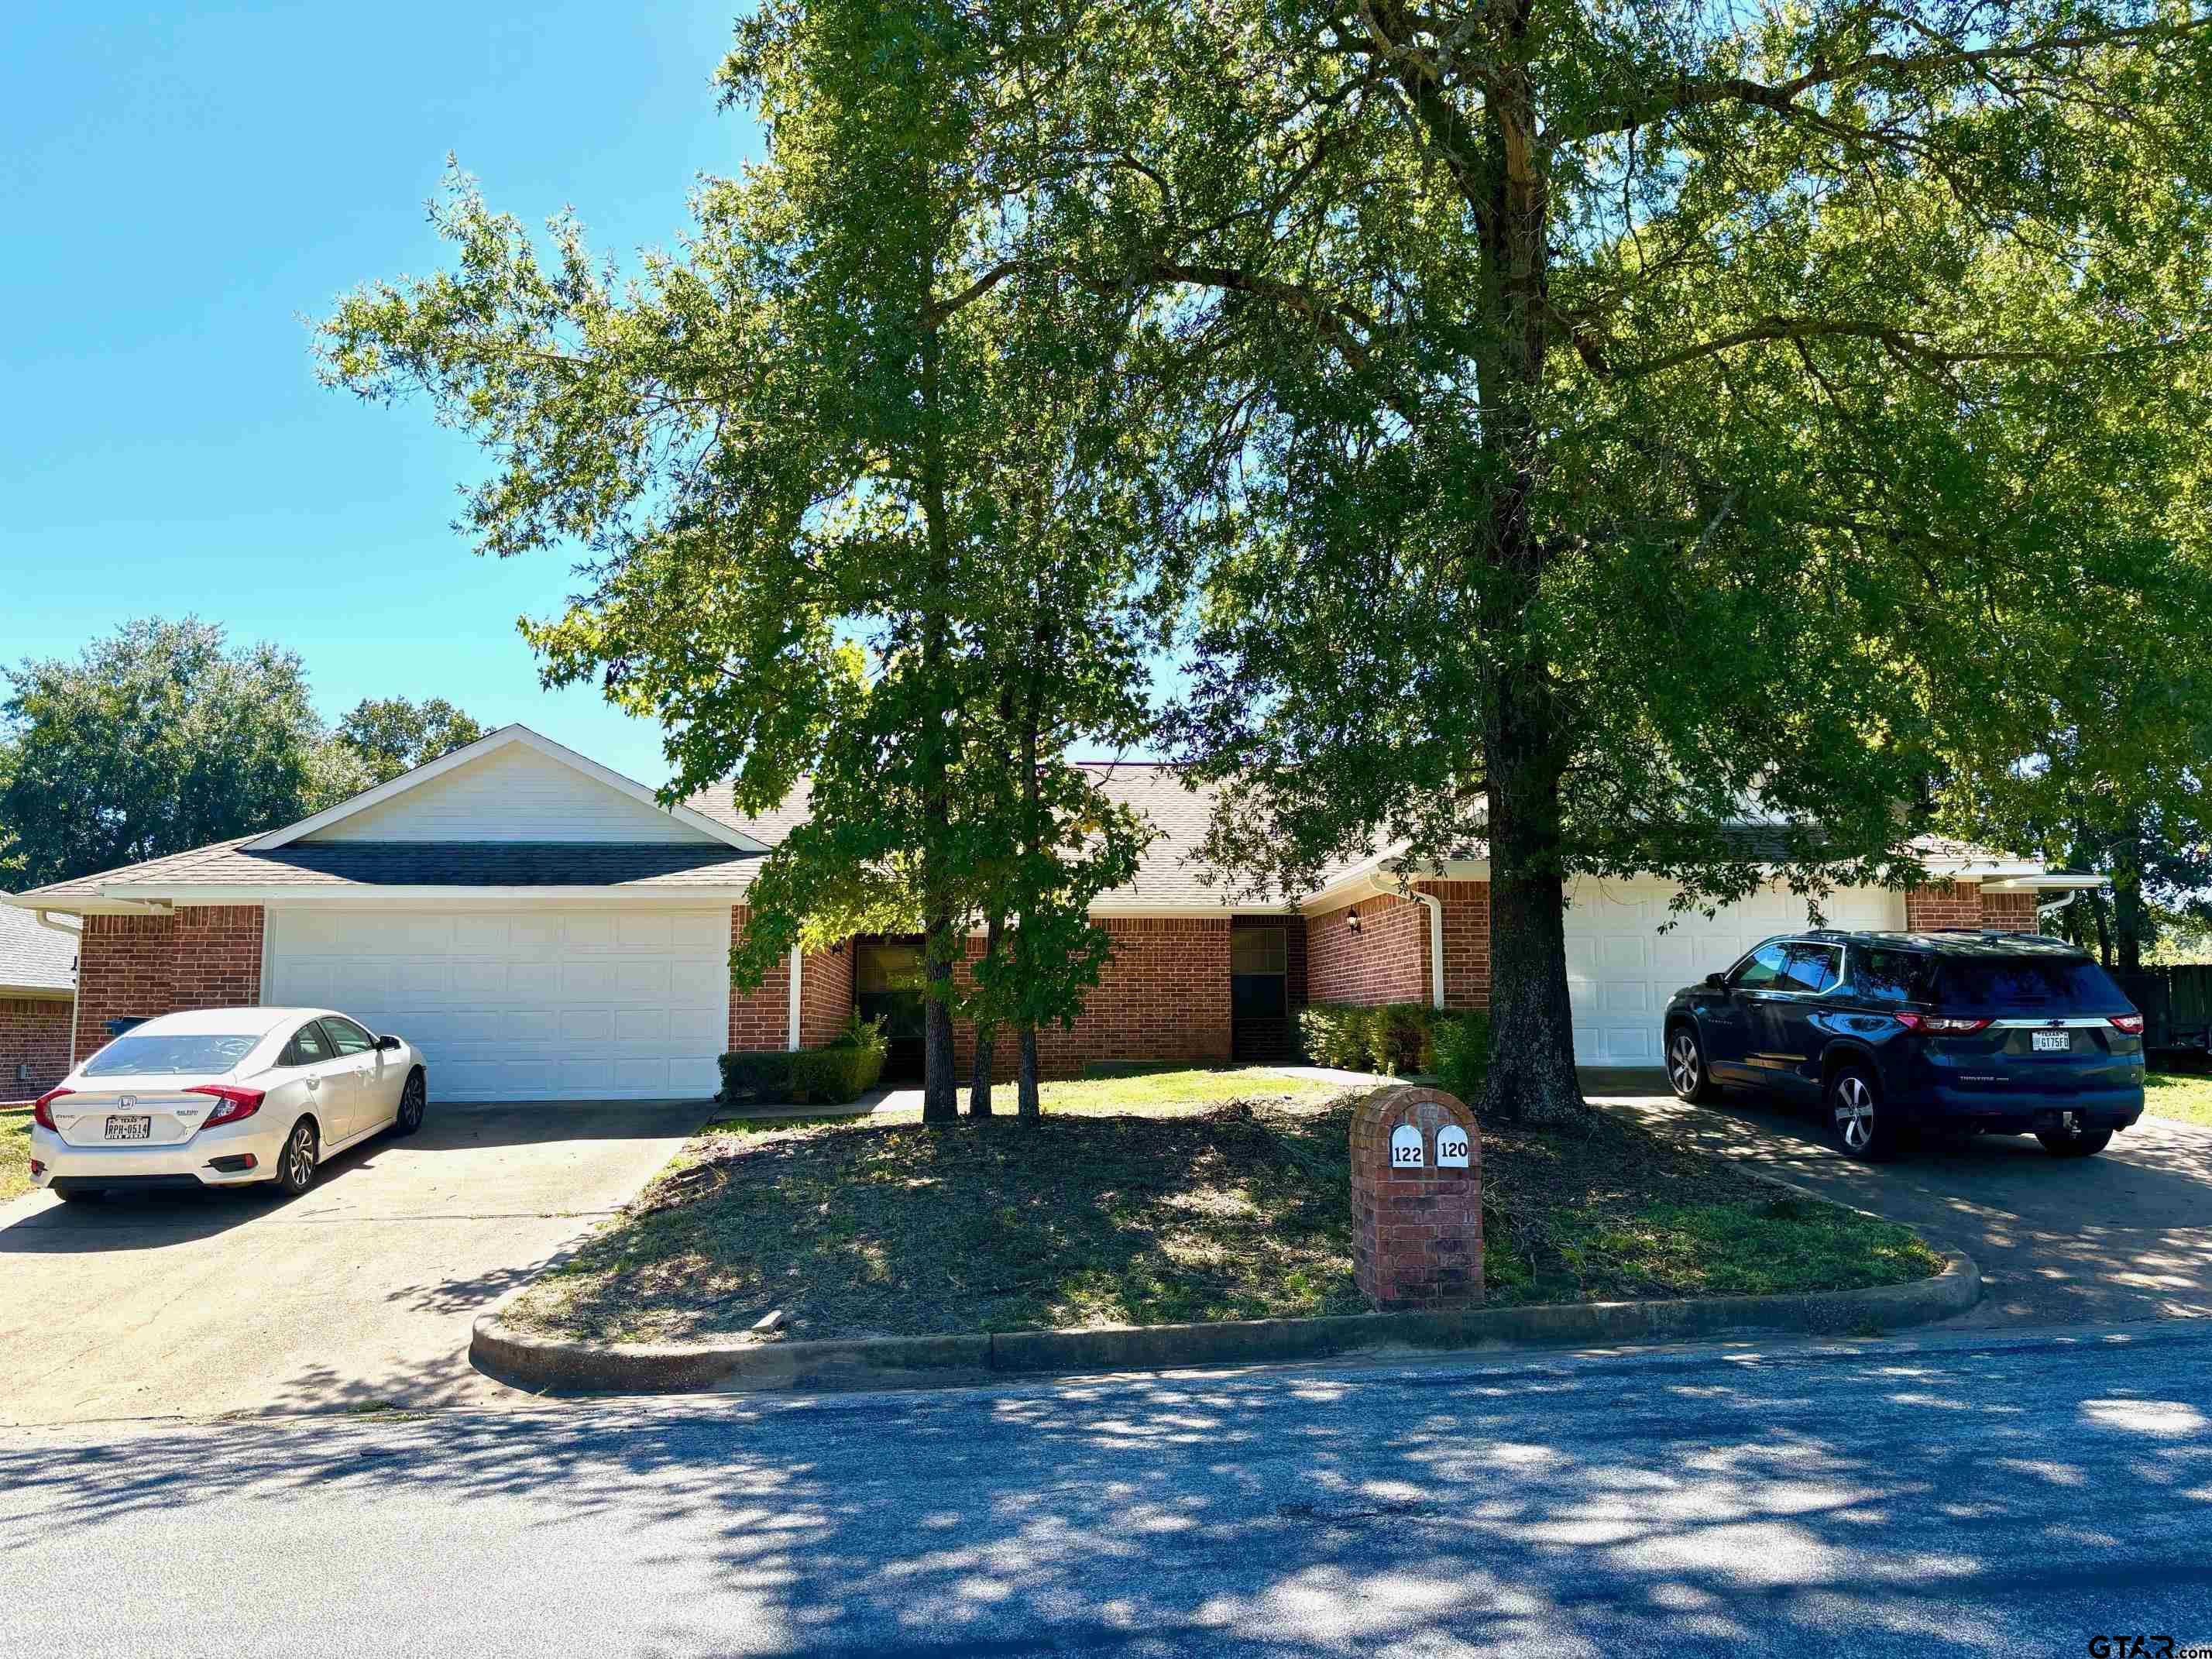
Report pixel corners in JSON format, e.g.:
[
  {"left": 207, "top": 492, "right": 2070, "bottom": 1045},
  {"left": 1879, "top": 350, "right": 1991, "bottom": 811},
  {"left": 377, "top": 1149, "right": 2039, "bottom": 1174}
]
[
  {"left": 854, "top": 939, "right": 927, "bottom": 1080},
  {"left": 1231, "top": 923, "right": 1293, "bottom": 1061}
]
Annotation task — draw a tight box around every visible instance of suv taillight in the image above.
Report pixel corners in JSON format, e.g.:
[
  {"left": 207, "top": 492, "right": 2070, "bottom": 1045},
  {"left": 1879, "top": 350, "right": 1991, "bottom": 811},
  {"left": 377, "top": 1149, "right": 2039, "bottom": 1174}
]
[
  {"left": 33, "top": 1087, "right": 72, "bottom": 1131},
  {"left": 1895, "top": 1013, "right": 1992, "bottom": 1034},
  {"left": 186, "top": 1085, "right": 265, "bottom": 1127},
  {"left": 2108, "top": 1014, "right": 2145, "bottom": 1034}
]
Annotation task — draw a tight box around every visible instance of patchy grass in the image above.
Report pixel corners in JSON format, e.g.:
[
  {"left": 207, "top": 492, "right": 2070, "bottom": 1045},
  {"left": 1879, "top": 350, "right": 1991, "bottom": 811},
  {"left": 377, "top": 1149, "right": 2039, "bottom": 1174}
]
[
  {"left": 703, "top": 1064, "right": 1345, "bottom": 1132},
  {"left": 510, "top": 1080, "right": 1942, "bottom": 1346},
  {"left": 2145, "top": 1071, "right": 2212, "bottom": 1128},
  {"left": 1, "top": 1109, "right": 33, "bottom": 1203}
]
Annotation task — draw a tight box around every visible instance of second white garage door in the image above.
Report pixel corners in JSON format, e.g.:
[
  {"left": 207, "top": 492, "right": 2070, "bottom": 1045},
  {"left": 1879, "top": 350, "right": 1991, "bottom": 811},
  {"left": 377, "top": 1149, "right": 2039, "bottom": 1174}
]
[
  {"left": 1562, "top": 878, "right": 1904, "bottom": 1066},
  {"left": 265, "top": 908, "right": 728, "bottom": 1102}
]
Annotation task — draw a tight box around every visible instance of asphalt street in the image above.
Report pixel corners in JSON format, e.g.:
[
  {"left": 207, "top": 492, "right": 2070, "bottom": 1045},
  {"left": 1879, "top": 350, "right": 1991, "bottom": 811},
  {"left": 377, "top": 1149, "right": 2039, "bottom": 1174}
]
[{"left": 3, "top": 1324, "right": 2208, "bottom": 1657}]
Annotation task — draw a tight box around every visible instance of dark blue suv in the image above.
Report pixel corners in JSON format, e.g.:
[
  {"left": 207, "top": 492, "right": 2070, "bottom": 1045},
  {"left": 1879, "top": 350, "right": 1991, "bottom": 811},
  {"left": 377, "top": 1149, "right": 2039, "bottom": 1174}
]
[{"left": 1662, "top": 930, "right": 2146, "bottom": 1162}]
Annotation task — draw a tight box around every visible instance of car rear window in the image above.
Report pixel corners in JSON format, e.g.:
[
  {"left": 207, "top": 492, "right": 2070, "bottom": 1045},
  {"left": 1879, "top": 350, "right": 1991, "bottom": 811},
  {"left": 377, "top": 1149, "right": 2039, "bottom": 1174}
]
[
  {"left": 81, "top": 1033, "right": 261, "bottom": 1077},
  {"left": 1934, "top": 956, "right": 2127, "bottom": 1010}
]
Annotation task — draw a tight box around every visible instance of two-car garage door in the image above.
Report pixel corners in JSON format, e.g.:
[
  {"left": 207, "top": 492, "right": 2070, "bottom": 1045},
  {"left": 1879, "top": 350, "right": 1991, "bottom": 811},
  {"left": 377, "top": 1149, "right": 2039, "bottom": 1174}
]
[
  {"left": 265, "top": 908, "right": 728, "bottom": 1101},
  {"left": 1562, "top": 878, "right": 1904, "bottom": 1066}
]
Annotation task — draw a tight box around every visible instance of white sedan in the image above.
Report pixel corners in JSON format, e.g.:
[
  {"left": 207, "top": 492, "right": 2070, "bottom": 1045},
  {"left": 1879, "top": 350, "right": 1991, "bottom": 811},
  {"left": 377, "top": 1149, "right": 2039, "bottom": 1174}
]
[{"left": 29, "top": 1007, "right": 427, "bottom": 1204}]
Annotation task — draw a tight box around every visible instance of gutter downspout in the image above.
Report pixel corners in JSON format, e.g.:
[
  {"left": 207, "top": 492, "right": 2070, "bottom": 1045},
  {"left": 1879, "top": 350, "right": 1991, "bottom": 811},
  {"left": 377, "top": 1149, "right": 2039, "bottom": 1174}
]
[
  {"left": 34, "top": 910, "right": 84, "bottom": 1077},
  {"left": 1366, "top": 874, "right": 1448, "bottom": 1012},
  {"left": 787, "top": 946, "right": 802, "bottom": 1052}
]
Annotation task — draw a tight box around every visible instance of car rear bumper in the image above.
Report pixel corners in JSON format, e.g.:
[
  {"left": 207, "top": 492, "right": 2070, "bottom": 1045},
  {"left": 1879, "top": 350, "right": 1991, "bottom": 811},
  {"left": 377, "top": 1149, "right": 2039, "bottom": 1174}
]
[
  {"left": 29, "top": 1121, "right": 287, "bottom": 1189},
  {"left": 1911, "top": 1084, "right": 2145, "bottom": 1134}
]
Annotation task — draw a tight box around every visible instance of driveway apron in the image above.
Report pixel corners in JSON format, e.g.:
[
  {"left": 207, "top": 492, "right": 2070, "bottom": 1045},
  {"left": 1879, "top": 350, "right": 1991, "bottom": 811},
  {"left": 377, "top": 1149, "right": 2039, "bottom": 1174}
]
[
  {"left": 1585, "top": 1069, "right": 2212, "bottom": 1327},
  {"left": 0, "top": 1098, "right": 706, "bottom": 1426}
]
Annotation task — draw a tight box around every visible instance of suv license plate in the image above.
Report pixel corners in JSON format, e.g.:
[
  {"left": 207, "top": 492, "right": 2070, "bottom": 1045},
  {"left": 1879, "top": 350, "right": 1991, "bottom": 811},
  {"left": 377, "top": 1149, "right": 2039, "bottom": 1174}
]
[
  {"left": 105, "top": 1115, "right": 152, "bottom": 1141},
  {"left": 2032, "top": 1031, "right": 2071, "bottom": 1053}
]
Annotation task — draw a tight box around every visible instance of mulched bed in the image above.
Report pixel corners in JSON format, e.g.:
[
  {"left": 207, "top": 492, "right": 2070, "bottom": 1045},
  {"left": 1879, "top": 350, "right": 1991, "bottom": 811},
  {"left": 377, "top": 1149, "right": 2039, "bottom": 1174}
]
[{"left": 505, "top": 1091, "right": 1941, "bottom": 1345}]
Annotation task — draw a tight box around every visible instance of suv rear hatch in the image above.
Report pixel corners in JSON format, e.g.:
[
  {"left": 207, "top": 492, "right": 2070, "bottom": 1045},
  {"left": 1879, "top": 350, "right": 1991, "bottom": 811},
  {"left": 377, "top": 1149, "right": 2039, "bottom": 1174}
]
[{"left": 1925, "top": 953, "right": 2142, "bottom": 1097}]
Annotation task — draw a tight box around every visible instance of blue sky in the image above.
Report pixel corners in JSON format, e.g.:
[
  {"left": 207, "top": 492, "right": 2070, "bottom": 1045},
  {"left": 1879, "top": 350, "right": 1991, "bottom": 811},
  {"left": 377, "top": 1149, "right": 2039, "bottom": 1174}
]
[{"left": 1, "top": 3, "right": 761, "bottom": 788}]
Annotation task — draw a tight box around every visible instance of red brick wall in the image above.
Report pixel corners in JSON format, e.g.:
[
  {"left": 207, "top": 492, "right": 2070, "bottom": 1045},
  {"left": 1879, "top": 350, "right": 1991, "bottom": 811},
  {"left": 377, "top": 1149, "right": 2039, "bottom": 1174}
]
[
  {"left": 799, "top": 936, "right": 855, "bottom": 1047},
  {"left": 1303, "top": 882, "right": 1492, "bottom": 1013},
  {"left": 1307, "top": 893, "right": 1429, "bottom": 1005},
  {"left": 953, "top": 917, "right": 1233, "bottom": 1081},
  {"left": 74, "top": 912, "right": 178, "bottom": 1063},
  {"left": 1, "top": 996, "right": 73, "bottom": 1101},
  {"left": 1905, "top": 881, "right": 1983, "bottom": 932},
  {"left": 1980, "top": 889, "right": 2038, "bottom": 929},
  {"left": 72, "top": 906, "right": 263, "bottom": 1063},
  {"left": 726, "top": 907, "right": 856, "bottom": 1053},
  {"left": 174, "top": 905, "right": 263, "bottom": 1010},
  {"left": 1422, "top": 881, "right": 1492, "bottom": 1011}
]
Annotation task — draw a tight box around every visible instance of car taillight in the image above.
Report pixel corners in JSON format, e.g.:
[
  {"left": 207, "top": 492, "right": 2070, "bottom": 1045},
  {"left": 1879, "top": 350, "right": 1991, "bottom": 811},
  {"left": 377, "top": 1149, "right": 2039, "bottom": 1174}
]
[
  {"left": 186, "top": 1085, "right": 265, "bottom": 1127},
  {"left": 1894, "top": 1013, "right": 1991, "bottom": 1034},
  {"left": 2108, "top": 1014, "right": 2145, "bottom": 1034},
  {"left": 33, "top": 1087, "right": 72, "bottom": 1131}
]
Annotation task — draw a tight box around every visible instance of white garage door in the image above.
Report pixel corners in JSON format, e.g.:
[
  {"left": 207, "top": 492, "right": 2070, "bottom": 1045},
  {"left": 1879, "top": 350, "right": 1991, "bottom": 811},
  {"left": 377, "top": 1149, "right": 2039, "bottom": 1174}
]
[
  {"left": 1562, "top": 879, "right": 1904, "bottom": 1066},
  {"left": 266, "top": 908, "right": 728, "bottom": 1102}
]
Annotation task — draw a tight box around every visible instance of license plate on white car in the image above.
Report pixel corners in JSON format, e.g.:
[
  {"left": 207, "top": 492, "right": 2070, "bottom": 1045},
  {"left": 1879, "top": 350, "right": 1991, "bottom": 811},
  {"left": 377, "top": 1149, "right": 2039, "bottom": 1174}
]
[
  {"left": 105, "top": 1115, "right": 152, "bottom": 1141},
  {"left": 2032, "top": 1031, "right": 2071, "bottom": 1053}
]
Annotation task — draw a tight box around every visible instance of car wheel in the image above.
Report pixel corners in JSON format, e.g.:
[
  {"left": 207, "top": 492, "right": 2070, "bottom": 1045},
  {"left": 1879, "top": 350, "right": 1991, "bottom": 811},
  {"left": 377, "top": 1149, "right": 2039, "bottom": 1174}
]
[
  {"left": 54, "top": 1188, "right": 105, "bottom": 1205},
  {"left": 2036, "top": 1123, "right": 2114, "bottom": 1159},
  {"left": 1666, "top": 1025, "right": 1718, "bottom": 1104},
  {"left": 274, "top": 1119, "right": 319, "bottom": 1197},
  {"left": 395, "top": 1070, "right": 427, "bottom": 1136},
  {"left": 1827, "top": 1065, "right": 1904, "bottom": 1162}
]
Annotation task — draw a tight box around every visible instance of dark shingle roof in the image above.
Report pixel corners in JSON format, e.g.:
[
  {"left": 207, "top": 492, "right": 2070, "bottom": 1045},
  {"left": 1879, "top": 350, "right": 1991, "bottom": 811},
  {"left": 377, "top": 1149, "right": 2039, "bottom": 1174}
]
[
  {"left": 16, "top": 841, "right": 762, "bottom": 898},
  {"left": 0, "top": 897, "right": 77, "bottom": 994}
]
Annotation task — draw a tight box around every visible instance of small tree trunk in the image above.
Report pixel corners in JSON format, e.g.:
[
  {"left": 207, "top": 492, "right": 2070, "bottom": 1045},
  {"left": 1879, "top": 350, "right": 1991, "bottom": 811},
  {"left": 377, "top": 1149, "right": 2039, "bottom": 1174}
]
[
  {"left": 1017, "top": 1021, "right": 1041, "bottom": 1120},
  {"left": 921, "top": 908, "right": 959, "bottom": 1123},
  {"left": 969, "top": 912, "right": 1001, "bottom": 1116},
  {"left": 2089, "top": 884, "right": 2116, "bottom": 971},
  {"left": 2112, "top": 854, "right": 2147, "bottom": 977}
]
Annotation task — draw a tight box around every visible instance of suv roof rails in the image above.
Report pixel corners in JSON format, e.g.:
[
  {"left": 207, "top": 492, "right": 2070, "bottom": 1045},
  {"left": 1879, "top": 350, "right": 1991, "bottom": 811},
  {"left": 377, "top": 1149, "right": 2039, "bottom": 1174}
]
[{"left": 1925, "top": 927, "right": 2074, "bottom": 943}]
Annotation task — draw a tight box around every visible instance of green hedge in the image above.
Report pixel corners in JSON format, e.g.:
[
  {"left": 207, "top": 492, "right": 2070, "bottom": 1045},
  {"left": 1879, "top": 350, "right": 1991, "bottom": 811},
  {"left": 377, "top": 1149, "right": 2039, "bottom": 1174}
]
[
  {"left": 1297, "top": 1002, "right": 1491, "bottom": 1097},
  {"left": 717, "top": 1044, "right": 887, "bottom": 1106}
]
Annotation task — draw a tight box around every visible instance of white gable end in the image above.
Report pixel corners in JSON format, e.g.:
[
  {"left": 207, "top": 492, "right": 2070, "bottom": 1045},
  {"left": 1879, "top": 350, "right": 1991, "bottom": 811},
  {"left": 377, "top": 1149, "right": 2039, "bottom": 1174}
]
[{"left": 304, "top": 742, "right": 719, "bottom": 845}]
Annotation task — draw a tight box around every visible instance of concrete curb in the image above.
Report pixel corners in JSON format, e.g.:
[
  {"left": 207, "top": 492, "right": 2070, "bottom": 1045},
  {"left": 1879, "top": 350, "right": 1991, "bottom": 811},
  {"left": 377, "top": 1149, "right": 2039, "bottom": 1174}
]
[{"left": 471, "top": 1249, "right": 1980, "bottom": 1396}]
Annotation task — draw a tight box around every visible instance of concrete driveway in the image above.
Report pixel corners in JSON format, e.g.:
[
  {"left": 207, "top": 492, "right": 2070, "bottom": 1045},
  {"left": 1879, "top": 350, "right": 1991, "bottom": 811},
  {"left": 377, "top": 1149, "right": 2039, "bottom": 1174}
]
[
  {"left": 0, "top": 1097, "right": 707, "bottom": 1427},
  {"left": 1586, "top": 1069, "right": 2212, "bottom": 1328}
]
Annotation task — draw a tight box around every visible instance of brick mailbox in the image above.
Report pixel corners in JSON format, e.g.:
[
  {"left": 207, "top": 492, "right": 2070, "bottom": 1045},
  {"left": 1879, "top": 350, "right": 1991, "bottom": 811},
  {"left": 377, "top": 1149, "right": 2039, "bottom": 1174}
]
[{"left": 1349, "top": 1085, "right": 1483, "bottom": 1312}]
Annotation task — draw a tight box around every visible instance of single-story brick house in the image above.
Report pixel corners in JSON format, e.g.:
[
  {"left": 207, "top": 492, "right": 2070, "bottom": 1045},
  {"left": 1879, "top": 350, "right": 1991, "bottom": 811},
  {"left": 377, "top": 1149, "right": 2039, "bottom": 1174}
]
[
  {"left": 0, "top": 895, "right": 79, "bottom": 1103},
  {"left": 2, "top": 724, "right": 2099, "bottom": 1101}
]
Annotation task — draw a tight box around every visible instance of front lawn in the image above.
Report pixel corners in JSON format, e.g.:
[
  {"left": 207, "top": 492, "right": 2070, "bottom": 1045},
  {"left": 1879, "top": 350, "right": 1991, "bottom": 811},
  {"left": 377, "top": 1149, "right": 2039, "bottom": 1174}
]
[
  {"left": 2145, "top": 1071, "right": 2212, "bottom": 1128},
  {"left": 510, "top": 1074, "right": 1942, "bottom": 1346},
  {"left": 1, "top": 1109, "right": 33, "bottom": 1203},
  {"left": 703, "top": 1063, "right": 1345, "bottom": 1131}
]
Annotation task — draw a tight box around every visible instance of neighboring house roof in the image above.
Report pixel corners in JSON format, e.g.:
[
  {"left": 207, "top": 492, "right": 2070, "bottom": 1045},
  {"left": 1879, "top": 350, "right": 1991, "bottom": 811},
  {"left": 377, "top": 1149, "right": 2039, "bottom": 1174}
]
[{"left": 0, "top": 897, "right": 77, "bottom": 997}]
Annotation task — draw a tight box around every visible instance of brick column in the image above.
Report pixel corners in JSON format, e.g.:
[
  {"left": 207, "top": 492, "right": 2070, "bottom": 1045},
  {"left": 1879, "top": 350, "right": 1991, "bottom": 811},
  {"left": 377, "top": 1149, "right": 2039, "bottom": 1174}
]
[{"left": 1350, "top": 1084, "right": 1483, "bottom": 1311}]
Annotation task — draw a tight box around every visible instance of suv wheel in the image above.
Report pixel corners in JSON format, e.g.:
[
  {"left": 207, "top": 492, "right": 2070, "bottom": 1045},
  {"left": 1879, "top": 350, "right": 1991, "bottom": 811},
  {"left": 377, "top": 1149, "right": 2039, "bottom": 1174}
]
[
  {"left": 2036, "top": 1121, "right": 2114, "bottom": 1159},
  {"left": 1666, "top": 1025, "right": 1717, "bottom": 1104},
  {"left": 1827, "top": 1064, "right": 1904, "bottom": 1162}
]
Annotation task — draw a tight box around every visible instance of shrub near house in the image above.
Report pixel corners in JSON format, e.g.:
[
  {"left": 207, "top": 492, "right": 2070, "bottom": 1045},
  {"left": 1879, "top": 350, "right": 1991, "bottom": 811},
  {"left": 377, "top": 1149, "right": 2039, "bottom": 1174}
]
[{"left": 719, "top": 1015, "right": 889, "bottom": 1106}]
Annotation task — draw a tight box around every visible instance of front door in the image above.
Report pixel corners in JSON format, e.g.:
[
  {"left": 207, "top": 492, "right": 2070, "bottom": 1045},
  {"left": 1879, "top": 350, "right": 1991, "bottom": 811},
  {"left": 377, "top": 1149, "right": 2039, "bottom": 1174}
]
[
  {"left": 318, "top": 1015, "right": 390, "bottom": 1135},
  {"left": 853, "top": 939, "right": 927, "bottom": 1082}
]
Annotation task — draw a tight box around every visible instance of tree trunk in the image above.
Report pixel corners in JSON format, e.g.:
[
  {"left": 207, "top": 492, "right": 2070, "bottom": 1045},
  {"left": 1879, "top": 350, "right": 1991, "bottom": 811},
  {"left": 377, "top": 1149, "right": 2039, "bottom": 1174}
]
[
  {"left": 916, "top": 266, "right": 960, "bottom": 1126},
  {"left": 969, "top": 912, "right": 1001, "bottom": 1115},
  {"left": 2089, "top": 884, "right": 2115, "bottom": 970},
  {"left": 2112, "top": 849, "right": 2147, "bottom": 977},
  {"left": 1479, "top": 663, "right": 1591, "bottom": 1126},
  {"left": 1018, "top": 1022, "right": 1040, "bottom": 1120}
]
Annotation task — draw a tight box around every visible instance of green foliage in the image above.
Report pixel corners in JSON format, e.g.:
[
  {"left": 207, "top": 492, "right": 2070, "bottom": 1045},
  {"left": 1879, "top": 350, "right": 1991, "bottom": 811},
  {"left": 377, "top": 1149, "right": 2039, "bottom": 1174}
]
[
  {"left": 717, "top": 1043, "right": 888, "bottom": 1107},
  {"left": 1431, "top": 1012, "right": 1492, "bottom": 1106},
  {"left": 829, "top": 1012, "right": 888, "bottom": 1055},
  {"left": 0, "top": 618, "right": 352, "bottom": 889},
  {"left": 335, "top": 697, "right": 487, "bottom": 786},
  {"left": 1296, "top": 1002, "right": 1461, "bottom": 1076}
]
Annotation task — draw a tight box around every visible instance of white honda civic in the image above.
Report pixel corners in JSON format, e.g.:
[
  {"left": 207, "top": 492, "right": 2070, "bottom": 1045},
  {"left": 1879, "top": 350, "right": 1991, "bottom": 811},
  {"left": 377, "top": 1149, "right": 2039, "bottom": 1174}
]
[{"left": 29, "top": 1007, "right": 427, "bottom": 1204}]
